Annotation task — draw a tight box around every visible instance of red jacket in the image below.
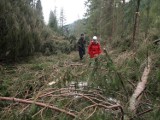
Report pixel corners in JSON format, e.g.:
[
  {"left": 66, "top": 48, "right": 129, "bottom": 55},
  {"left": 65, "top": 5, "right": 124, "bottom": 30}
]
[{"left": 88, "top": 41, "right": 102, "bottom": 58}]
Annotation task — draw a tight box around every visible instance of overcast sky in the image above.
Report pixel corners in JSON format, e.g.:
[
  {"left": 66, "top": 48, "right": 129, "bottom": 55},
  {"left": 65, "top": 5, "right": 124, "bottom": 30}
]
[
  {"left": 41, "top": 0, "right": 87, "bottom": 25},
  {"left": 41, "top": 0, "right": 130, "bottom": 25}
]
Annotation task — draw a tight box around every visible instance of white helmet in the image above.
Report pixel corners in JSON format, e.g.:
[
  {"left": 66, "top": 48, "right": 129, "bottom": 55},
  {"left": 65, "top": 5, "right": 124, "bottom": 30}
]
[{"left": 93, "top": 36, "right": 97, "bottom": 40}]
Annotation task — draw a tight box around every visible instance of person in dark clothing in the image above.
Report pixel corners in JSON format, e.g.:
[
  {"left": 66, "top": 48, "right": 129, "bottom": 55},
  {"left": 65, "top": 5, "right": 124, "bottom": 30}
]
[{"left": 77, "top": 33, "right": 86, "bottom": 60}]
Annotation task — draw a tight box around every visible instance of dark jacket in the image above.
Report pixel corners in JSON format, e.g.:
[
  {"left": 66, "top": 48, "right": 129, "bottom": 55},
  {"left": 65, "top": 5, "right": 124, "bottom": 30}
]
[{"left": 77, "top": 37, "right": 86, "bottom": 49}]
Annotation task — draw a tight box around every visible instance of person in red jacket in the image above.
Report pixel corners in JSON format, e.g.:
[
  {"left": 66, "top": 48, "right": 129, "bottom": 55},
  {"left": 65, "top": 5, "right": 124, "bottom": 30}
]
[{"left": 88, "top": 36, "right": 102, "bottom": 58}]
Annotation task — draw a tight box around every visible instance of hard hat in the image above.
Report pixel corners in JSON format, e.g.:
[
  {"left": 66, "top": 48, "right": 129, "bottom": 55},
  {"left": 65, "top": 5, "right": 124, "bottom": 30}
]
[{"left": 93, "top": 36, "right": 97, "bottom": 40}]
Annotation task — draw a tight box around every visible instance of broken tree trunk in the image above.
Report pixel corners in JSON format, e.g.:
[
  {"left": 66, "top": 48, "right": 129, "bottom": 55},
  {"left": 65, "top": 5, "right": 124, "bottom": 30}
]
[{"left": 129, "top": 57, "right": 151, "bottom": 113}]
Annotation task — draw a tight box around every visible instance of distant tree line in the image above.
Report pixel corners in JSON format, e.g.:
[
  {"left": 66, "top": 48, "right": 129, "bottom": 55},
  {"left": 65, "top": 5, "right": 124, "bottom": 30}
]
[{"left": 48, "top": 8, "right": 66, "bottom": 36}]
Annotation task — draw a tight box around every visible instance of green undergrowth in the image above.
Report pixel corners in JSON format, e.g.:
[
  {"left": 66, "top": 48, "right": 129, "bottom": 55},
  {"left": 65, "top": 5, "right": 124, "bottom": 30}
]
[{"left": 0, "top": 39, "right": 160, "bottom": 119}]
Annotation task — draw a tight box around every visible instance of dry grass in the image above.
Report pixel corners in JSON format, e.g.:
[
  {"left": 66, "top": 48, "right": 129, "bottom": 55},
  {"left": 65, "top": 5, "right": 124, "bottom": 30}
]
[
  {"left": 114, "top": 51, "right": 135, "bottom": 67},
  {"left": 0, "top": 52, "right": 124, "bottom": 120}
]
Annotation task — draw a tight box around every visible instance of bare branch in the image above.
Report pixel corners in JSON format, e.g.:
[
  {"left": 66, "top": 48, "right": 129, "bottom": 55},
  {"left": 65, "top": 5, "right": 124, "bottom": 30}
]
[{"left": 0, "top": 97, "right": 76, "bottom": 118}]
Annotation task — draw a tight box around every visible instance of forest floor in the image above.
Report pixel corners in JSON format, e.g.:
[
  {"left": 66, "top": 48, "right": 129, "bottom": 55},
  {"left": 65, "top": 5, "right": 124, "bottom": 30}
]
[
  {"left": 0, "top": 46, "right": 156, "bottom": 119},
  {"left": 0, "top": 47, "right": 136, "bottom": 101},
  {"left": 0, "top": 49, "right": 126, "bottom": 119},
  {"left": 0, "top": 51, "right": 87, "bottom": 95}
]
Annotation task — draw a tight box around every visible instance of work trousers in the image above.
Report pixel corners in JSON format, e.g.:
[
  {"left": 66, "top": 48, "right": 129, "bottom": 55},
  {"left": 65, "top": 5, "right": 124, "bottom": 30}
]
[{"left": 78, "top": 47, "right": 85, "bottom": 60}]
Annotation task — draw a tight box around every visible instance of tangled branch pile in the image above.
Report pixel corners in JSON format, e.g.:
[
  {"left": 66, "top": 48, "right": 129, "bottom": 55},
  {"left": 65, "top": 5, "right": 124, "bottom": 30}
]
[{"left": 0, "top": 87, "right": 123, "bottom": 120}]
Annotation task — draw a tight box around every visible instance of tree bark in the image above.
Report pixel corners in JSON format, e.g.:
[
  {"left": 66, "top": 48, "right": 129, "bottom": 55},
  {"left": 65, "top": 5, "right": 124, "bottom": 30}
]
[
  {"left": 132, "top": 0, "right": 141, "bottom": 43},
  {"left": 122, "top": 0, "right": 125, "bottom": 4},
  {"left": 145, "top": 1, "right": 151, "bottom": 38}
]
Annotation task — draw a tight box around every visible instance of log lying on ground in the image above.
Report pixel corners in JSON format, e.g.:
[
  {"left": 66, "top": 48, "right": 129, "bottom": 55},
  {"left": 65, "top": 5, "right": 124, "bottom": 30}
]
[{"left": 129, "top": 57, "right": 151, "bottom": 112}]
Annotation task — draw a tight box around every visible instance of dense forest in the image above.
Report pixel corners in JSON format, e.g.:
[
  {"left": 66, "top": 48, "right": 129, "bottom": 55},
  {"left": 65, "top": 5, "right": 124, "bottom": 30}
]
[
  {"left": 0, "top": 0, "right": 74, "bottom": 61},
  {"left": 0, "top": 0, "right": 160, "bottom": 120}
]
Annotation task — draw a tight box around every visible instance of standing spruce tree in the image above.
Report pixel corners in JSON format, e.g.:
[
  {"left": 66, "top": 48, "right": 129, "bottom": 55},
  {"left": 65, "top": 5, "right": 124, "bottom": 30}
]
[
  {"left": 84, "top": 0, "right": 101, "bottom": 36},
  {"left": 36, "top": 0, "right": 44, "bottom": 20},
  {"left": 85, "top": 0, "right": 115, "bottom": 39},
  {"left": 48, "top": 10, "right": 58, "bottom": 32},
  {"left": 59, "top": 8, "right": 66, "bottom": 35}
]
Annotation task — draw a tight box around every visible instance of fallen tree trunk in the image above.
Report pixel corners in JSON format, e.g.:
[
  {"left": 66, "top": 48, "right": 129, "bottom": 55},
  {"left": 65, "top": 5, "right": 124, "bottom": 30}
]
[{"left": 129, "top": 57, "right": 151, "bottom": 113}]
